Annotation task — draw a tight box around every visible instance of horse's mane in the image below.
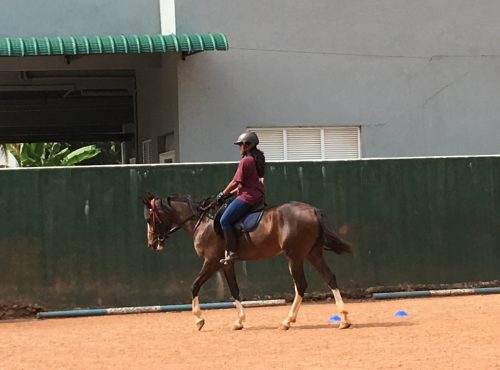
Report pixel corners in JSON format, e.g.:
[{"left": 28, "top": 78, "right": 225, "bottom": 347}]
[{"left": 148, "top": 193, "right": 219, "bottom": 217}]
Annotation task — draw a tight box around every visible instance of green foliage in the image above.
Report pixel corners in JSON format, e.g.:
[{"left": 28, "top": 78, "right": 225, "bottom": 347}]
[
  {"left": 65, "top": 141, "right": 122, "bottom": 165},
  {"left": 7, "top": 143, "right": 101, "bottom": 167}
]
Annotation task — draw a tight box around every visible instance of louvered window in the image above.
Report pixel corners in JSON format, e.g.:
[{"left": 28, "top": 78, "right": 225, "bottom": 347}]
[
  {"left": 248, "top": 126, "right": 360, "bottom": 161},
  {"left": 323, "top": 127, "right": 360, "bottom": 159},
  {"left": 253, "top": 129, "right": 285, "bottom": 161}
]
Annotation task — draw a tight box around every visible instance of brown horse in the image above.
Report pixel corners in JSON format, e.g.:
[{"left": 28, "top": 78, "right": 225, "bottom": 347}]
[{"left": 143, "top": 194, "right": 352, "bottom": 331}]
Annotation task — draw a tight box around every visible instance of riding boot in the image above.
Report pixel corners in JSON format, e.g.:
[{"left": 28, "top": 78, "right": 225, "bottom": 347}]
[{"left": 220, "top": 227, "right": 239, "bottom": 264}]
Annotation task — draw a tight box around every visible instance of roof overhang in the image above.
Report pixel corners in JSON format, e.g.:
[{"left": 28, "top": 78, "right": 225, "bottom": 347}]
[{"left": 0, "top": 33, "right": 228, "bottom": 59}]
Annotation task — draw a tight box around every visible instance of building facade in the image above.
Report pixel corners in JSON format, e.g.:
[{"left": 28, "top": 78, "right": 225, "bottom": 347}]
[{"left": 1, "top": 1, "right": 499, "bottom": 163}]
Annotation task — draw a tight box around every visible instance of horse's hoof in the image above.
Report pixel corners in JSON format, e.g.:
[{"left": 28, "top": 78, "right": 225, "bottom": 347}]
[
  {"left": 339, "top": 322, "right": 351, "bottom": 329},
  {"left": 279, "top": 323, "right": 290, "bottom": 330},
  {"left": 232, "top": 322, "right": 244, "bottom": 330},
  {"left": 196, "top": 318, "right": 205, "bottom": 331}
]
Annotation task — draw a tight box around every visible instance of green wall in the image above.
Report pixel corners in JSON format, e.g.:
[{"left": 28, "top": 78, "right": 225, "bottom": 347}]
[{"left": 1, "top": 157, "right": 499, "bottom": 309}]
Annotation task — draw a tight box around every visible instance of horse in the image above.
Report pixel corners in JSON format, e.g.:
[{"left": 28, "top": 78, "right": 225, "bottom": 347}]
[{"left": 142, "top": 193, "right": 353, "bottom": 331}]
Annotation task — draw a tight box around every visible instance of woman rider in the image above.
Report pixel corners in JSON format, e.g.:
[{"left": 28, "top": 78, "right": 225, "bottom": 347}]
[{"left": 216, "top": 131, "right": 266, "bottom": 264}]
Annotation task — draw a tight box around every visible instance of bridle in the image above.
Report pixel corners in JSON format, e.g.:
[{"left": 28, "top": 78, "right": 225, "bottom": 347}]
[
  {"left": 149, "top": 198, "right": 188, "bottom": 243},
  {"left": 148, "top": 197, "right": 217, "bottom": 246},
  {"left": 148, "top": 199, "right": 167, "bottom": 245}
]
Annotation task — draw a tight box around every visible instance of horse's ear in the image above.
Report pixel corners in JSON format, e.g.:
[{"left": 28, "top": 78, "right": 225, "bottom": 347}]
[{"left": 141, "top": 192, "right": 155, "bottom": 206}]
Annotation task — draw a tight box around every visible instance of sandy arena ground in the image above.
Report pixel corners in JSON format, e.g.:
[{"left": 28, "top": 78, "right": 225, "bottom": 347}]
[{"left": 1, "top": 294, "right": 499, "bottom": 370}]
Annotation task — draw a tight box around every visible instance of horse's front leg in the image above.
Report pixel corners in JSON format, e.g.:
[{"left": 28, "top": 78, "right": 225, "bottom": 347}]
[
  {"left": 191, "top": 261, "right": 220, "bottom": 331},
  {"left": 223, "top": 263, "right": 245, "bottom": 330}
]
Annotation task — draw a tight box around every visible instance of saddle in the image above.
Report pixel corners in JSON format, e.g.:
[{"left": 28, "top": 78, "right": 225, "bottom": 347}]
[{"left": 213, "top": 199, "right": 267, "bottom": 238}]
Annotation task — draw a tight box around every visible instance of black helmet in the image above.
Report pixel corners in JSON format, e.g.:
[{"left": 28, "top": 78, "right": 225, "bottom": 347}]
[{"left": 234, "top": 131, "right": 259, "bottom": 146}]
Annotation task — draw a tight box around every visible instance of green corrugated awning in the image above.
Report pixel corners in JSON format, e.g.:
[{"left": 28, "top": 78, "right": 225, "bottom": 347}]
[{"left": 0, "top": 33, "right": 228, "bottom": 57}]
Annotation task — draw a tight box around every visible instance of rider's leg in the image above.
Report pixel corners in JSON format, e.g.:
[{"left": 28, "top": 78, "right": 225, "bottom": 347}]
[
  {"left": 220, "top": 198, "right": 251, "bottom": 263},
  {"left": 221, "top": 228, "right": 238, "bottom": 262}
]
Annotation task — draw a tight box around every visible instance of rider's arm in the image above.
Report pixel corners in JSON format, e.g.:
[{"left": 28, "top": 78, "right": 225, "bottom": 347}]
[
  {"left": 222, "top": 157, "right": 247, "bottom": 196},
  {"left": 222, "top": 180, "right": 238, "bottom": 196}
]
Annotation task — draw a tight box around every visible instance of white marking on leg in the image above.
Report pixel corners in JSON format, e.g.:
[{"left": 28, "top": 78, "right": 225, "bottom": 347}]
[
  {"left": 332, "top": 289, "right": 345, "bottom": 312},
  {"left": 192, "top": 296, "right": 201, "bottom": 317},
  {"left": 192, "top": 296, "right": 205, "bottom": 330},
  {"left": 332, "top": 288, "right": 350, "bottom": 328},
  {"left": 235, "top": 300, "right": 246, "bottom": 322},
  {"left": 233, "top": 300, "right": 246, "bottom": 330},
  {"left": 282, "top": 285, "right": 302, "bottom": 329},
  {"left": 147, "top": 224, "right": 153, "bottom": 245}
]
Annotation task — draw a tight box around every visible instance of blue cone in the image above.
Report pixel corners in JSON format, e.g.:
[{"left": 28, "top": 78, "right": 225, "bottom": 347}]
[
  {"left": 395, "top": 310, "right": 408, "bottom": 317},
  {"left": 328, "top": 315, "right": 341, "bottom": 322}
]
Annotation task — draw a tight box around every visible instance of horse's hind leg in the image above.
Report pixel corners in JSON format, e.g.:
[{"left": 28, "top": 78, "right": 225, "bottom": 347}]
[
  {"left": 307, "top": 247, "right": 351, "bottom": 329},
  {"left": 223, "top": 263, "right": 245, "bottom": 330},
  {"left": 280, "top": 258, "right": 307, "bottom": 330},
  {"left": 191, "top": 261, "right": 220, "bottom": 331}
]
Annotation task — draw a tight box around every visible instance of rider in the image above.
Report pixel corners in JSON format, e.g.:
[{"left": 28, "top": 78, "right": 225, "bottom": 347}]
[{"left": 217, "top": 130, "right": 266, "bottom": 263}]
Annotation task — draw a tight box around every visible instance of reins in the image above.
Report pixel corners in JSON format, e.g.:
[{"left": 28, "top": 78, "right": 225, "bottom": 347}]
[
  {"left": 193, "top": 200, "right": 218, "bottom": 231},
  {"left": 150, "top": 197, "right": 218, "bottom": 240}
]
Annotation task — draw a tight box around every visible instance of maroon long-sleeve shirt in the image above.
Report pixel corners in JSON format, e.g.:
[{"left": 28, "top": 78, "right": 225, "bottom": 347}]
[{"left": 232, "top": 155, "right": 265, "bottom": 205}]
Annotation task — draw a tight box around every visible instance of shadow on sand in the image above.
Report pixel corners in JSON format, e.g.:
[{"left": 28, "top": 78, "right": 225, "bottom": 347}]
[{"left": 245, "top": 321, "right": 415, "bottom": 331}]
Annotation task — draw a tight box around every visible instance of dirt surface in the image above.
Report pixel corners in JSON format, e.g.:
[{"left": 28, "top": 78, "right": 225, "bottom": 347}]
[{"left": 1, "top": 295, "right": 499, "bottom": 370}]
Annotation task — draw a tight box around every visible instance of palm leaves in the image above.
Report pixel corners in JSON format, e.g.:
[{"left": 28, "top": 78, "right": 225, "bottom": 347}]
[{"left": 4, "top": 143, "right": 101, "bottom": 167}]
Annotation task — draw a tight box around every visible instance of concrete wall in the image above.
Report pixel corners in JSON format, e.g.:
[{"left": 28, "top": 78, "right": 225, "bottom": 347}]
[
  {"left": 0, "top": 0, "right": 161, "bottom": 37},
  {"left": 175, "top": 0, "right": 500, "bottom": 162},
  {"left": 136, "top": 54, "right": 179, "bottom": 163},
  {"left": 4, "top": 1, "right": 499, "bottom": 163}
]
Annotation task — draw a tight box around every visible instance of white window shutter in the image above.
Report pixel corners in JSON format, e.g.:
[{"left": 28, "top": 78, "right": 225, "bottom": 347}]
[
  {"left": 323, "top": 127, "right": 360, "bottom": 159},
  {"left": 287, "top": 128, "right": 322, "bottom": 160},
  {"left": 250, "top": 129, "right": 284, "bottom": 161}
]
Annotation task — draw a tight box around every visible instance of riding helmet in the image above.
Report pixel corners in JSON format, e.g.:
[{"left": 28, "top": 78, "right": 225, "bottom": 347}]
[{"left": 234, "top": 131, "right": 259, "bottom": 146}]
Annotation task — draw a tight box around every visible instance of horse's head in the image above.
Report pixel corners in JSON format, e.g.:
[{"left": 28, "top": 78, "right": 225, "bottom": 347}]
[
  {"left": 142, "top": 194, "right": 175, "bottom": 251},
  {"left": 142, "top": 193, "right": 200, "bottom": 251}
]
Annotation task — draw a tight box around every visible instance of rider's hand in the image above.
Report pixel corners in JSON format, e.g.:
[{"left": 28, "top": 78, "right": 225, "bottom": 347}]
[{"left": 216, "top": 191, "right": 226, "bottom": 204}]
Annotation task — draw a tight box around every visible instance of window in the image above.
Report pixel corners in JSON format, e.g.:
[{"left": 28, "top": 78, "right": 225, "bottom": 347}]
[
  {"left": 158, "top": 132, "right": 175, "bottom": 153},
  {"left": 248, "top": 126, "right": 360, "bottom": 161},
  {"left": 158, "top": 132, "right": 176, "bottom": 163},
  {"left": 159, "top": 150, "right": 176, "bottom": 163}
]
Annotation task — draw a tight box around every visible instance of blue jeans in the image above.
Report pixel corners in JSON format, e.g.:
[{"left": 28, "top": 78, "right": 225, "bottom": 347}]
[{"left": 220, "top": 198, "right": 252, "bottom": 230}]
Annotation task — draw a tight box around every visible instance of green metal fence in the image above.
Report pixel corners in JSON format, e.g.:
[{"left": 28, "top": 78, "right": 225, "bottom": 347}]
[{"left": 1, "top": 157, "right": 499, "bottom": 309}]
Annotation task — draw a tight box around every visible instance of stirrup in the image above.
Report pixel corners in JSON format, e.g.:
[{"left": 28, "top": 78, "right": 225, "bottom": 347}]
[{"left": 219, "top": 251, "right": 239, "bottom": 265}]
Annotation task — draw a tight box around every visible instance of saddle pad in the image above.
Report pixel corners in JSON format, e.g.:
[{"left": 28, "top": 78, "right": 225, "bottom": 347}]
[
  {"left": 214, "top": 204, "right": 266, "bottom": 238},
  {"left": 237, "top": 210, "right": 264, "bottom": 233}
]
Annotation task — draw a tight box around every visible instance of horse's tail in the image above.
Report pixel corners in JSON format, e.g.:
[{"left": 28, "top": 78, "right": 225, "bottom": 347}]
[{"left": 316, "top": 209, "right": 352, "bottom": 255}]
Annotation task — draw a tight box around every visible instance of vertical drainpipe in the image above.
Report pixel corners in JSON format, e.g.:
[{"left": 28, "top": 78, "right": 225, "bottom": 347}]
[
  {"left": 159, "top": 0, "right": 176, "bottom": 35},
  {"left": 120, "top": 142, "right": 127, "bottom": 164},
  {"left": 160, "top": 0, "right": 177, "bottom": 162}
]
